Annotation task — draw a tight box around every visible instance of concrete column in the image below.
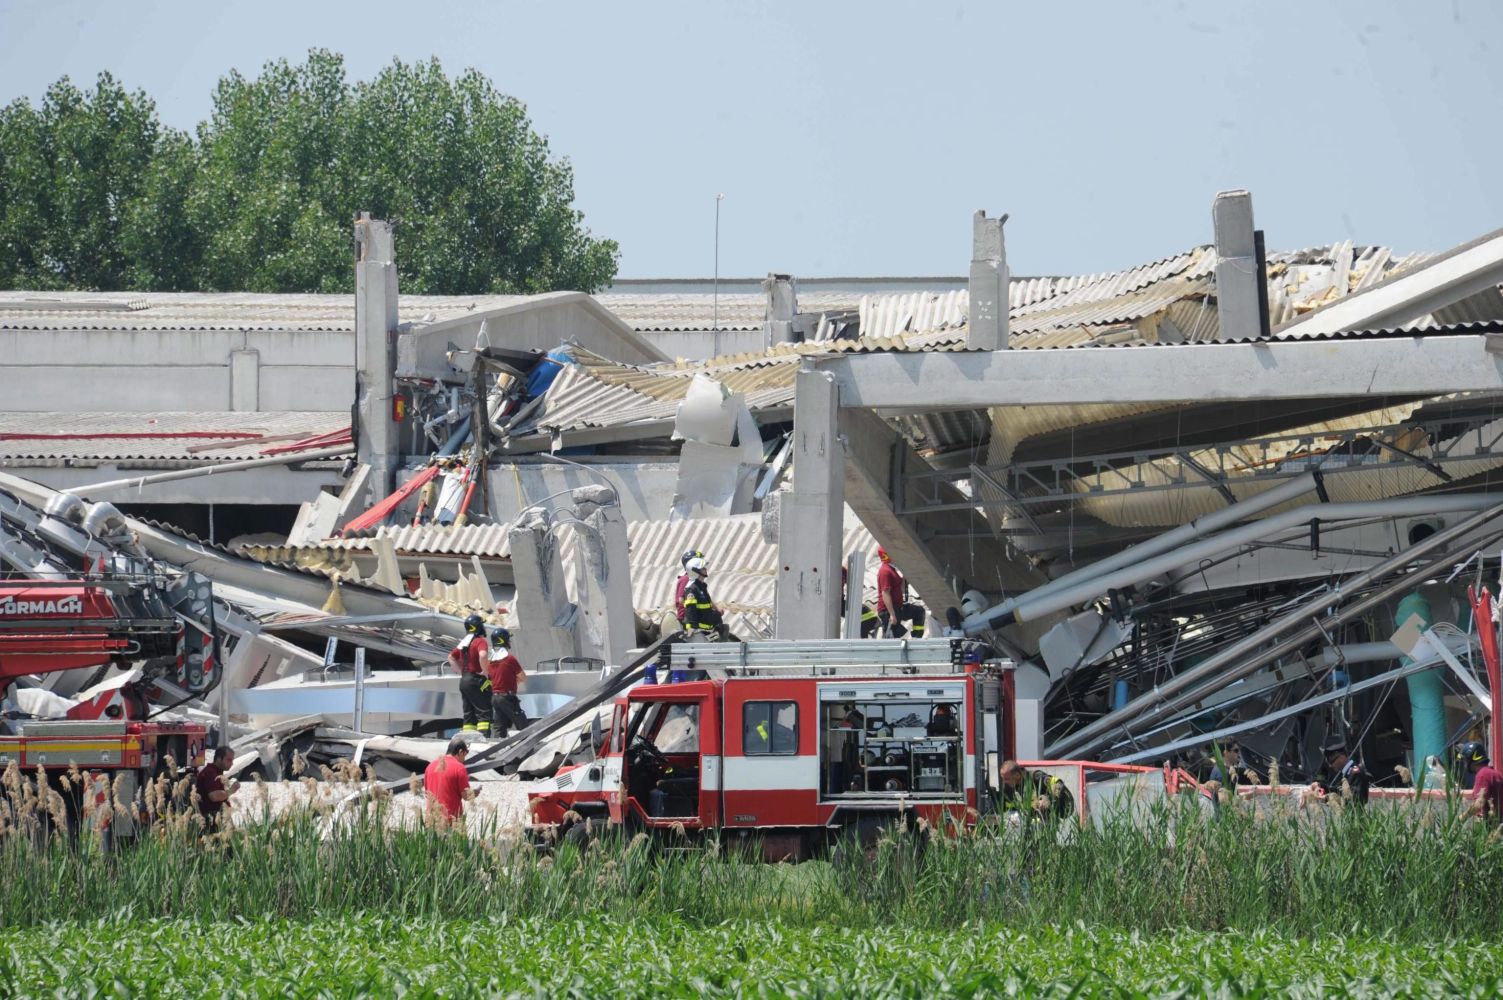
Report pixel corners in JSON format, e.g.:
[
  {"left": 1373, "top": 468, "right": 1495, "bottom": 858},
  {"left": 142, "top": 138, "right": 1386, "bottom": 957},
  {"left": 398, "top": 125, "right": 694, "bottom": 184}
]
[
  {"left": 354, "top": 214, "right": 401, "bottom": 499},
  {"left": 1213, "top": 190, "right": 1262, "bottom": 342},
  {"left": 967, "top": 211, "right": 1009, "bottom": 350},
  {"left": 229, "top": 349, "right": 260, "bottom": 412},
  {"left": 774, "top": 368, "right": 844, "bottom": 638},
  {"left": 763, "top": 273, "right": 798, "bottom": 346}
]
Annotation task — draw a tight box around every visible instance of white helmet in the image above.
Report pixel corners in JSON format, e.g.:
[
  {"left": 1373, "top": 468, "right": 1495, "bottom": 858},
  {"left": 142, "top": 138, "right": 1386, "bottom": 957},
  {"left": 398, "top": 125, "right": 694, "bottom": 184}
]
[
  {"left": 686, "top": 557, "right": 708, "bottom": 576},
  {"left": 960, "top": 589, "right": 987, "bottom": 617}
]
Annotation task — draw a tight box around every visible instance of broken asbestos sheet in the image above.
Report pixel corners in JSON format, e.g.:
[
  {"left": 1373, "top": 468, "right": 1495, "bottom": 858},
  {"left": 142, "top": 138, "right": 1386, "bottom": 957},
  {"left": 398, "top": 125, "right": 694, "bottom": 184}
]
[{"left": 670, "top": 374, "right": 764, "bottom": 520}]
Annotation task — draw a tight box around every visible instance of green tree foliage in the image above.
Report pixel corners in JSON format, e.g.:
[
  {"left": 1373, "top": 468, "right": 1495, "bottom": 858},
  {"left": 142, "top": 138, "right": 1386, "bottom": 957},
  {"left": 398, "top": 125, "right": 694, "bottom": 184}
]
[
  {"left": 0, "top": 52, "right": 618, "bottom": 294},
  {"left": 0, "top": 73, "right": 171, "bottom": 290}
]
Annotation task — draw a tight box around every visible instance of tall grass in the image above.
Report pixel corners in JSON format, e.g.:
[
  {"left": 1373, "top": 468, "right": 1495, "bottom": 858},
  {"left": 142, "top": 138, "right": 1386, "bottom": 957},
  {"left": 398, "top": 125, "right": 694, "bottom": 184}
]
[{"left": 1, "top": 760, "right": 1500, "bottom": 940}]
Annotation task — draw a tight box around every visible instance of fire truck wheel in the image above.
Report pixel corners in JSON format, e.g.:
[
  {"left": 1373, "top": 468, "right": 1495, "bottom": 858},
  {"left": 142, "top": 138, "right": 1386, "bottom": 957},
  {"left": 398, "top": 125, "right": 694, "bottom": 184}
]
[{"left": 562, "top": 821, "right": 591, "bottom": 848}]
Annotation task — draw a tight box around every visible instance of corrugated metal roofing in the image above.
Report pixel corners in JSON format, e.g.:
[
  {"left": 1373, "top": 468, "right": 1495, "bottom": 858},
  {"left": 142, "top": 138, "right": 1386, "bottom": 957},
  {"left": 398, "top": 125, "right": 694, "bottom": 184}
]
[
  {"left": 0, "top": 411, "right": 349, "bottom": 463},
  {"left": 0, "top": 291, "right": 531, "bottom": 333}
]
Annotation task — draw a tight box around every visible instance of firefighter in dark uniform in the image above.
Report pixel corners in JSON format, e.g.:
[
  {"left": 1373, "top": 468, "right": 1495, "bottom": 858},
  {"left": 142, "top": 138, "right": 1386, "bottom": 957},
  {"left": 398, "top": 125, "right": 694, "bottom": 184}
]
[
  {"left": 998, "top": 759, "right": 1074, "bottom": 820},
  {"left": 447, "top": 613, "right": 491, "bottom": 736},
  {"left": 682, "top": 557, "right": 725, "bottom": 639},
  {"left": 486, "top": 627, "right": 529, "bottom": 737},
  {"left": 1317, "top": 742, "right": 1370, "bottom": 804}
]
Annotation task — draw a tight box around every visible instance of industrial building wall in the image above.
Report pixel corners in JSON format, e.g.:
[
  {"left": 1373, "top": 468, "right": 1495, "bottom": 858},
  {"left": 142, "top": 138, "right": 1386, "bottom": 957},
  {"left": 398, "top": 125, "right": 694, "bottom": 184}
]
[{"left": 0, "top": 327, "right": 354, "bottom": 413}]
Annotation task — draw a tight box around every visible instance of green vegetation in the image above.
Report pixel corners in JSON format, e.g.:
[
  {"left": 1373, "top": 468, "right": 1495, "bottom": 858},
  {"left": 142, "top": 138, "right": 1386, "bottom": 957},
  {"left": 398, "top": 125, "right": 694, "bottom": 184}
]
[
  {"left": 4, "top": 914, "right": 1500, "bottom": 998},
  {"left": 2, "top": 767, "right": 1500, "bottom": 995},
  {"left": 0, "top": 50, "right": 619, "bottom": 294}
]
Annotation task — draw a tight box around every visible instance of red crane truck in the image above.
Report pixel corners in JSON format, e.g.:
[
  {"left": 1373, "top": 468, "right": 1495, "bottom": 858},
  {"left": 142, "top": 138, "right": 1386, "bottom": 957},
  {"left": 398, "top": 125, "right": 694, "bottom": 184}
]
[
  {"left": 528, "top": 638, "right": 1018, "bottom": 860},
  {"left": 0, "top": 573, "right": 218, "bottom": 835}
]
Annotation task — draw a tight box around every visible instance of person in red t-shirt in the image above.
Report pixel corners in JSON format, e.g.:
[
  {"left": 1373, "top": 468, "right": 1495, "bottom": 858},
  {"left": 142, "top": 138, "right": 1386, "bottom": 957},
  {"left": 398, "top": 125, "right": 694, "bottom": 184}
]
[
  {"left": 874, "top": 547, "right": 927, "bottom": 639},
  {"left": 447, "top": 614, "right": 491, "bottom": 736},
  {"left": 423, "top": 736, "right": 471, "bottom": 823},
  {"left": 1459, "top": 741, "right": 1503, "bottom": 823},
  {"left": 486, "top": 627, "right": 529, "bottom": 737}
]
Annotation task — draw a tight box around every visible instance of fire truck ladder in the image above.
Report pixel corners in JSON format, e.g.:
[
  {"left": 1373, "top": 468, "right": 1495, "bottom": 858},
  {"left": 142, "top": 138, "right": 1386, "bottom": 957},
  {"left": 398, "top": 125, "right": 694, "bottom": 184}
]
[{"left": 659, "top": 638, "right": 1001, "bottom": 677}]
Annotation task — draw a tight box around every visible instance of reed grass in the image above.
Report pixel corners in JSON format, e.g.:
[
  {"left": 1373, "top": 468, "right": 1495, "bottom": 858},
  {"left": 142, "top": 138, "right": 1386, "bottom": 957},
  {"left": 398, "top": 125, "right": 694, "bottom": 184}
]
[{"left": 1, "top": 760, "right": 1499, "bottom": 941}]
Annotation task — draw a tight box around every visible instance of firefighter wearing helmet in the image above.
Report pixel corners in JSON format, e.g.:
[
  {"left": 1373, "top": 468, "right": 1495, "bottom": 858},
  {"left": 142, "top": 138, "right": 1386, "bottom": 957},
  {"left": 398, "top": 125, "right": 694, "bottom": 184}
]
[
  {"left": 1458, "top": 741, "right": 1503, "bottom": 822},
  {"left": 682, "top": 557, "right": 725, "bottom": 638},
  {"left": 447, "top": 613, "right": 492, "bottom": 735},
  {"left": 874, "top": 546, "right": 927, "bottom": 639},
  {"left": 674, "top": 548, "right": 704, "bottom": 631},
  {"left": 486, "top": 627, "right": 529, "bottom": 738}
]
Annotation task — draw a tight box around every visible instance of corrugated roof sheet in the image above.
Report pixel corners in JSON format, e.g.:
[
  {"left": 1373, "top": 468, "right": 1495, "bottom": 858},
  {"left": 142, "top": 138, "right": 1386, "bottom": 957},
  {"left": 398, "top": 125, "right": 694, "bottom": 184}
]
[
  {"left": 0, "top": 291, "right": 531, "bottom": 333},
  {"left": 0, "top": 411, "right": 349, "bottom": 463}
]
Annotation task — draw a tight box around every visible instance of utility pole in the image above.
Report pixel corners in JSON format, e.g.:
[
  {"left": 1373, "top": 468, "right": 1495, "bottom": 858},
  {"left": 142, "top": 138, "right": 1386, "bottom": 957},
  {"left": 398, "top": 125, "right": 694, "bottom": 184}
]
[{"left": 714, "top": 193, "right": 725, "bottom": 331}]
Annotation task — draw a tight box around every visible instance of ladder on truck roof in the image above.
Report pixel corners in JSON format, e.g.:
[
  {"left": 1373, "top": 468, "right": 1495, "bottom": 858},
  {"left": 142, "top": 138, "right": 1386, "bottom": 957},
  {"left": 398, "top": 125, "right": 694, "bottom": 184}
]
[{"left": 658, "top": 638, "right": 1008, "bottom": 677}]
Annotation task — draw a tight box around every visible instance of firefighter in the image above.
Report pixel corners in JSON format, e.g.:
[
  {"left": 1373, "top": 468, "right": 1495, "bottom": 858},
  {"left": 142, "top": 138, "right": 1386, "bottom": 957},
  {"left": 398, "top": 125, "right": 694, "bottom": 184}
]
[
  {"left": 486, "top": 627, "right": 529, "bottom": 738},
  {"left": 998, "top": 759, "right": 1074, "bottom": 820},
  {"left": 195, "top": 746, "right": 238, "bottom": 832},
  {"left": 1316, "top": 742, "right": 1370, "bottom": 804},
  {"left": 674, "top": 548, "right": 703, "bottom": 631},
  {"left": 447, "top": 614, "right": 491, "bottom": 736},
  {"left": 875, "top": 547, "right": 926, "bottom": 638},
  {"left": 423, "top": 735, "right": 471, "bottom": 823},
  {"left": 682, "top": 557, "right": 725, "bottom": 639},
  {"left": 1457, "top": 741, "right": 1503, "bottom": 822}
]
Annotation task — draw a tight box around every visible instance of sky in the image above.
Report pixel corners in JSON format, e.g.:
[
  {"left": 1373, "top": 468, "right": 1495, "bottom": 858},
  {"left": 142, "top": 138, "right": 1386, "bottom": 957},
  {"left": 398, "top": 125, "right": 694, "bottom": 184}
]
[{"left": 1, "top": 1, "right": 1500, "bottom": 280}]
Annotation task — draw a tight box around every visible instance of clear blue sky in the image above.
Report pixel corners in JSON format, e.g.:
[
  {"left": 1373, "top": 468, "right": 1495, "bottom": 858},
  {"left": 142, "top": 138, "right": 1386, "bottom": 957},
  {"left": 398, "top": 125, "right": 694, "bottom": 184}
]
[{"left": 2, "top": 0, "right": 1499, "bottom": 279}]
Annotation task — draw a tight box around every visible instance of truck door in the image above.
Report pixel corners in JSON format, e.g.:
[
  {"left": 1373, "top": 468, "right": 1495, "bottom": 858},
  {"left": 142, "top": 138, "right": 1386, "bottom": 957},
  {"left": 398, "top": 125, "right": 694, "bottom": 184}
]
[{"left": 621, "top": 682, "right": 720, "bottom": 829}]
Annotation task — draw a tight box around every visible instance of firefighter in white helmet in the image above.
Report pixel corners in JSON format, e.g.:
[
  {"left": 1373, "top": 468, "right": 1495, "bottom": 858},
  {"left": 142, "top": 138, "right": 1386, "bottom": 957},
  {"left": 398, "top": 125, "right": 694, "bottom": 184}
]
[{"left": 681, "top": 557, "right": 725, "bottom": 639}]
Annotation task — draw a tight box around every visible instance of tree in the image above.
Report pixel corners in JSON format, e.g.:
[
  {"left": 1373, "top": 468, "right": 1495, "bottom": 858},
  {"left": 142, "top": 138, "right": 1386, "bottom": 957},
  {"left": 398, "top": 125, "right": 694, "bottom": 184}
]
[
  {"left": 0, "top": 52, "right": 619, "bottom": 294},
  {"left": 0, "top": 73, "right": 175, "bottom": 290},
  {"left": 187, "top": 50, "right": 618, "bottom": 294}
]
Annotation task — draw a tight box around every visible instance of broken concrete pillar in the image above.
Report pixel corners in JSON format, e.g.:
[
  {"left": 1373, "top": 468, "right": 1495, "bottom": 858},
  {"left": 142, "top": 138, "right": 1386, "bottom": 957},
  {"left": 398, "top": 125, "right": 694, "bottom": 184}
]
[
  {"left": 967, "top": 211, "right": 1009, "bottom": 350},
  {"left": 1212, "top": 190, "right": 1262, "bottom": 342},
  {"left": 774, "top": 368, "right": 844, "bottom": 639},
  {"left": 763, "top": 273, "right": 798, "bottom": 346},
  {"left": 354, "top": 214, "right": 402, "bottom": 501},
  {"left": 573, "top": 497, "right": 635, "bottom": 666}
]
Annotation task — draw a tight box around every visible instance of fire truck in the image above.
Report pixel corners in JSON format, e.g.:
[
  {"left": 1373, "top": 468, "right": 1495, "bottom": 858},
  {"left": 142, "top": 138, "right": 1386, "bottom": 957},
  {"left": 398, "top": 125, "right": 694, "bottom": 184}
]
[
  {"left": 528, "top": 638, "right": 1019, "bottom": 859},
  {"left": 0, "top": 572, "right": 219, "bottom": 834}
]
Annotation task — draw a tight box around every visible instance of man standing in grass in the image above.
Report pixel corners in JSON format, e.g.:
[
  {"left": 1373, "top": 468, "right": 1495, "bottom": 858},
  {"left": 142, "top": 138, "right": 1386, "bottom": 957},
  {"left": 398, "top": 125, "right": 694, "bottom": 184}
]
[
  {"left": 424, "top": 736, "right": 471, "bottom": 823},
  {"left": 1458, "top": 741, "right": 1503, "bottom": 823},
  {"left": 195, "top": 746, "right": 238, "bottom": 831},
  {"left": 998, "top": 759, "right": 1074, "bottom": 820},
  {"left": 1317, "top": 742, "right": 1370, "bottom": 804}
]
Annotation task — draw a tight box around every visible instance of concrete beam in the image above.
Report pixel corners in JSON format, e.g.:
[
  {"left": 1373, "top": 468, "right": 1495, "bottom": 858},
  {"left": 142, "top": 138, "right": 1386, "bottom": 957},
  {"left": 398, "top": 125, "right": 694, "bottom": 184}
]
[
  {"left": 967, "top": 211, "right": 1009, "bottom": 350},
  {"left": 774, "top": 369, "right": 844, "bottom": 639},
  {"left": 11, "top": 463, "right": 342, "bottom": 505},
  {"left": 1212, "top": 190, "right": 1262, "bottom": 343},
  {"left": 816, "top": 335, "right": 1503, "bottom": 411},
  {"left": 1277, "top": 225, "right": 1503, "bottom": 338}
]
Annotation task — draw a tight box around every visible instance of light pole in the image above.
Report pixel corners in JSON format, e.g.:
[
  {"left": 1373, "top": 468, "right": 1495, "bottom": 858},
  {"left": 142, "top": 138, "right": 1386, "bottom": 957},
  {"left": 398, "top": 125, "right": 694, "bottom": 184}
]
[{"left": 713, "top": 193, "right": 725, "bottom": 332}]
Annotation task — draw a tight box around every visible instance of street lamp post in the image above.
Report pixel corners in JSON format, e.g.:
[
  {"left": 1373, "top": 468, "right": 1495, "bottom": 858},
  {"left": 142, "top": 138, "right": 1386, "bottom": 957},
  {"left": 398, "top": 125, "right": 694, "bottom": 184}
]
[{"left": 714, "top": 193, "right": 725, "bottom": 332}]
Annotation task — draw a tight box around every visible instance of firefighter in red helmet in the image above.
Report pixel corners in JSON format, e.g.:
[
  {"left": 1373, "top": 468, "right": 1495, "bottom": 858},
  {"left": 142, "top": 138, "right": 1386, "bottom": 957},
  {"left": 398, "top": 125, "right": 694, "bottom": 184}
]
[{"left": 875, "top": 547, "right": 926, "bottom": 639}]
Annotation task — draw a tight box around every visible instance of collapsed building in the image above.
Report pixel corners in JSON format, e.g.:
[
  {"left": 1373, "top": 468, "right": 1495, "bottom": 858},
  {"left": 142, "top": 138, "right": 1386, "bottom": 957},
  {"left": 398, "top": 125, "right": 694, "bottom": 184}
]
[{"left": 4, "top": 193, "right": 1503, "bottom": 786}]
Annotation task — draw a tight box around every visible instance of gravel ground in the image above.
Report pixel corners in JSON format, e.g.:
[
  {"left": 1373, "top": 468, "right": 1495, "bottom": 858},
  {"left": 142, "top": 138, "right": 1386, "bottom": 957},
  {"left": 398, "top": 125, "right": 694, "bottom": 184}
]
[{"left": 226, "top": 773, "right": 537, "bottom": 832}]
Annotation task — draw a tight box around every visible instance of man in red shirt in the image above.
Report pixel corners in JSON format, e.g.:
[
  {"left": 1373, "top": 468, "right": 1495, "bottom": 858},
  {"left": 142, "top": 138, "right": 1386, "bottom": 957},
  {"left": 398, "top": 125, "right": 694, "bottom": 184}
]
[
  {"left": 1459, "top": 741, "right": 1503, "bottom": 822},
  {"left": 487, "top": 627, "right": 529, "bottom": 737},
  {"left": 195, "top": 746, "right": 238, "bottom": 831},
  {"left": 423, "top": 736, "right": 471, "bottom": 823},
  {"left": 447, "top": 614, "right": 491, "bottom": 736},
  {"left": 874, "top": 547, "right": 927, "bottom": 639}
]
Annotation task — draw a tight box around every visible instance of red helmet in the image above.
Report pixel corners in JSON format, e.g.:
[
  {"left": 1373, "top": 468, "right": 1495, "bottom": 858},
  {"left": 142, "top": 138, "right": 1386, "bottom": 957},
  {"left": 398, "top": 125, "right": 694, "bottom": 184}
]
[{"left": 876, "top": 546, "right": 890, "bottom": 562}]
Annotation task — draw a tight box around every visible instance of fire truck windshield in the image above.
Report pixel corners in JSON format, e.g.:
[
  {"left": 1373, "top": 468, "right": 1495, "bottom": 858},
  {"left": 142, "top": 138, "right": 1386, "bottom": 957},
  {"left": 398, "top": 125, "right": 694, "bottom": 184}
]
[{"left": 651, "top": 704, "right": 700, "bottom": 753}]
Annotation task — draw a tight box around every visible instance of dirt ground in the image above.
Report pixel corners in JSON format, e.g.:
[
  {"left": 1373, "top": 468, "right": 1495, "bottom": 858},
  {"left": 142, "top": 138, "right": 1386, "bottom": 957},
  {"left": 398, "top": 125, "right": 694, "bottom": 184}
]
[{"left": 226, "top": 772, "right": 537, "bottom": 832}]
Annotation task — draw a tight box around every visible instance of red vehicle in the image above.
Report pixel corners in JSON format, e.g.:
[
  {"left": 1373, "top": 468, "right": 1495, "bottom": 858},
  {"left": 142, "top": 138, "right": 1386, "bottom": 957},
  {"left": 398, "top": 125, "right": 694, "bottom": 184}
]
[
  {"left": 529, "top": 638, "right": 1018, "bottom": 859},
  {"left": 0, "top": 574, "right": 218, "bottom": 834}
]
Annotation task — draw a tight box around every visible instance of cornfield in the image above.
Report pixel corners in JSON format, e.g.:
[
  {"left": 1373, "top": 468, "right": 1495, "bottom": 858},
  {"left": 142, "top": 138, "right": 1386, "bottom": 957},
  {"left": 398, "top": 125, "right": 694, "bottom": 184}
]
[{"left": 1, "top": 760, "right": 1500, "bottom": 996}]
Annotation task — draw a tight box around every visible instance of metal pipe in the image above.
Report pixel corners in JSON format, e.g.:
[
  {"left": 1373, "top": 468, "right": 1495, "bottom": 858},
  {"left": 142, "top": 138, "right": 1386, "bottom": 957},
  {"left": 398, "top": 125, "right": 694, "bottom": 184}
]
[
  {"left": 63, "top": 445, "right": 351, "bottom": 498},
  {"left": 962, "top": 472, "right": 1320, "bottom": 634},
  {"left": 984, "top": 494, "right": 1497, "bottom": 630},
  {"left": 1048, "top": 504, "right": 1503, "bottom": 759}
]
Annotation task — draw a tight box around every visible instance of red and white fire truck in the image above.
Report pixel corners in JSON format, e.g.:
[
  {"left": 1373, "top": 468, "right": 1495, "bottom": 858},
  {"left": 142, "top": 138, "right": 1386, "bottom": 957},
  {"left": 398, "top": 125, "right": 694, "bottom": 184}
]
[
  {"left": 528, "top": 638, "right": 1019, "bottom": 859},
  {"left": 0, "top": 573, "right": 218, "bottom": 831}
]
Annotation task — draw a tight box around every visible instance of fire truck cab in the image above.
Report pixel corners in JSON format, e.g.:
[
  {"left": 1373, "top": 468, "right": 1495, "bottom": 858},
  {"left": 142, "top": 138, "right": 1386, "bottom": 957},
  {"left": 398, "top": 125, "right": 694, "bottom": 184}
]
[{"left": 530, "top": 638, "right": 1014, "bottom": 859}]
